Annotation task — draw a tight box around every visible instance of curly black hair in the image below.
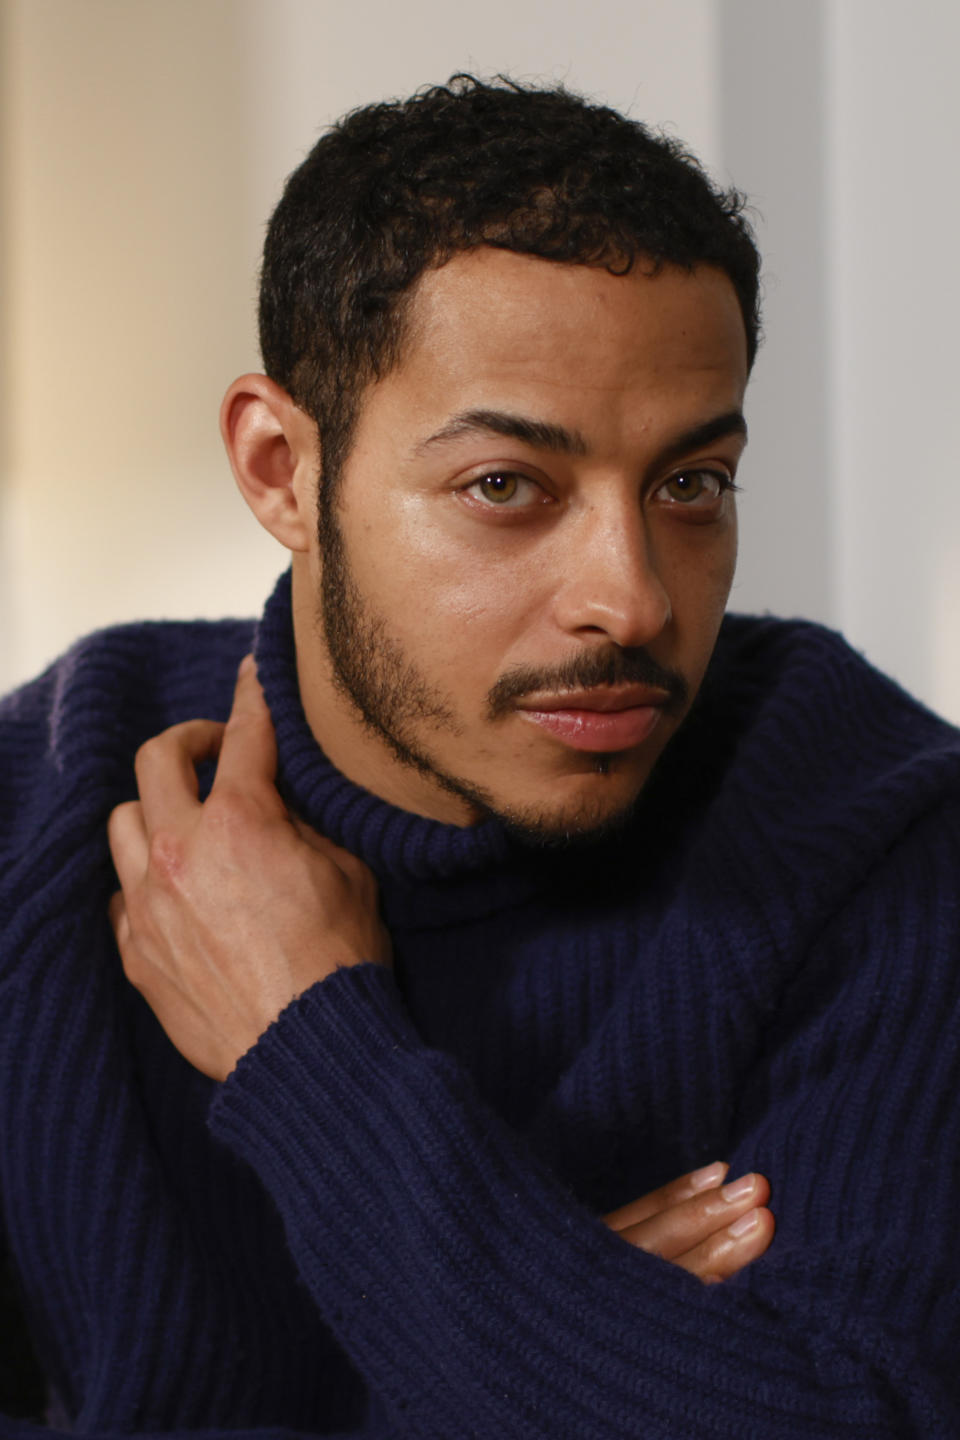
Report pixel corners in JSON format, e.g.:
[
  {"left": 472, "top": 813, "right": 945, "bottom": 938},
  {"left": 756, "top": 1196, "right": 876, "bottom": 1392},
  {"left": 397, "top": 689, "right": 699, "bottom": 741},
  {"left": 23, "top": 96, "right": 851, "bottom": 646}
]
[{"left": 259, "top": 75, "right": 761, "bottom": 500}]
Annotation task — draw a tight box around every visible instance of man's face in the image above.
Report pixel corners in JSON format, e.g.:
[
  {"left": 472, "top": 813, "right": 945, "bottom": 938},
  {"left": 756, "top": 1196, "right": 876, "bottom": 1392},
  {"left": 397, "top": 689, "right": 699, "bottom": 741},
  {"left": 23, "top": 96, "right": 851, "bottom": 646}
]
[{"left": 295, "top": 248, "right": 748, "bottom": 841}]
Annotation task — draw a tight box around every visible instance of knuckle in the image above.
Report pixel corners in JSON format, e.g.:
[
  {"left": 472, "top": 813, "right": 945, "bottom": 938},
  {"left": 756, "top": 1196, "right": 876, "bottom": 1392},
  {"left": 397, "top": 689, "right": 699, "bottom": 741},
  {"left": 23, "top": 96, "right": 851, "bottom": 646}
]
[
  {"left": 660, "top": 1179, "right": 689, "bottom": 1208},
  {"left": 136, "top": 720, "right": 220, "bottom": 775},
  {"left": 205, "top": 786, "right": 252, "bottom": 832},
  {"left": 147, "top": 825, "right": 185, "bottom": 881},
  {"left": 135, "top": 724, "right": 186, "bottom": 777},
  {"left": 223, "top": 707, "right": 263, "bottom": 746},
  {"left": 107, "top": 801, "right": 137, "bottom": 843},
  {"left": 134, "top": 735, "right": 163, "bottom": 774}
]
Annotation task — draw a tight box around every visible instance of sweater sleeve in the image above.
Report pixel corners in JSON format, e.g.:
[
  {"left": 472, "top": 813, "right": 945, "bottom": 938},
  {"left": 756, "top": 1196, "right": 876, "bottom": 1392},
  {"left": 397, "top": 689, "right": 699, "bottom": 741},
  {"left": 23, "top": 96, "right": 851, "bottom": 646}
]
[{"left": 205, "top": 804, "right": 960, "bottom": 1440}]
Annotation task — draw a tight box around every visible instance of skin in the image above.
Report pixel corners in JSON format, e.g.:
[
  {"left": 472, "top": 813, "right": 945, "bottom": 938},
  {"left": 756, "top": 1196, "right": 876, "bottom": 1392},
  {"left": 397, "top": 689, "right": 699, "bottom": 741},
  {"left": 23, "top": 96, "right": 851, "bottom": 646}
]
[
  {"left": 109, "top": 664, "right": 774, "bottom": 1282},
  {"left": 217, "top": 249, "right": 749, "bottom": 839},
  {"left": 108, "top": 249, "right": 774, "bottom": 1281}
]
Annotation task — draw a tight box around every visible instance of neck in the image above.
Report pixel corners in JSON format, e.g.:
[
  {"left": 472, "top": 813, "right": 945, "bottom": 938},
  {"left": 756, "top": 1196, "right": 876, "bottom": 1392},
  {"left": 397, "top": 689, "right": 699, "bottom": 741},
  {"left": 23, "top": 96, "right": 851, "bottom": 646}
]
[{"left": 290, "top": 560, "right": 477, "bottom": 826}]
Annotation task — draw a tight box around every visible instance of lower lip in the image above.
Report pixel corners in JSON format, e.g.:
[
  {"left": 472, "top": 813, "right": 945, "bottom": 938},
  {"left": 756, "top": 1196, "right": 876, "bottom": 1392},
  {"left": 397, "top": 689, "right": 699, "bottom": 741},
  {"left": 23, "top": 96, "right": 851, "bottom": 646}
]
[{"left": 520, "top": 705, "right": 664, "bottom": 752}]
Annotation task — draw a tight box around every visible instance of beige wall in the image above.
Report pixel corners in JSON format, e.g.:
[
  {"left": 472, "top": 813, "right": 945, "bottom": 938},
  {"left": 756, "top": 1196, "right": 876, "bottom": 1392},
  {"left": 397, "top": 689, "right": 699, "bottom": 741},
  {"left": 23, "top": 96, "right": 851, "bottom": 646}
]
[
  {"left": 0, "top": 0, "right": 719, "bottom": 693},
  {"left": 1, "top": 0, "right": 281, "bottom": 691},
  {"left": 3, "top": 0, "right": 959, "bottom": 724}
]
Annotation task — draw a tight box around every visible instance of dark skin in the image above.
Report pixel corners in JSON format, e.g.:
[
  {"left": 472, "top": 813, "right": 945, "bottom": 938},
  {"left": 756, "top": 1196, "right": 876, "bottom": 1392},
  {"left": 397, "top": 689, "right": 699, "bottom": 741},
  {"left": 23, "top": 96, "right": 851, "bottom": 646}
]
[
  {"left": 108, "top": 658, "right": 774, "bottom": 1285},
  {"left": 110, "top": 253, "right": 774, "bottom": 1283}
]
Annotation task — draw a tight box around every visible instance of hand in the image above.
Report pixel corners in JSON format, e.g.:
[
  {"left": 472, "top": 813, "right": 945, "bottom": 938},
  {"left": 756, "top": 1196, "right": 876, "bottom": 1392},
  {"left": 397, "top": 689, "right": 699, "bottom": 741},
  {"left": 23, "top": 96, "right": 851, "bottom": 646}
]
[
  {"left": 108, "top": 655, "right": 391, "bottom": 1081},
  {"left": 604, "top": 1162, "right": 774, "bottom": 1283}
]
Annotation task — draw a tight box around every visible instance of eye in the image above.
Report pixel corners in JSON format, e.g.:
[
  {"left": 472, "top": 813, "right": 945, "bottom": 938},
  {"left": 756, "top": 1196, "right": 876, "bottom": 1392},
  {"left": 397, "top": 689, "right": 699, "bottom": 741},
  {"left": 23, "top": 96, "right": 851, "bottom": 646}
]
[
  {"left": 658, "top": 469, "right": 733, "bottom": 506},
  {"left": 464, "top": 471, "right": 545, "bottom": 507}
]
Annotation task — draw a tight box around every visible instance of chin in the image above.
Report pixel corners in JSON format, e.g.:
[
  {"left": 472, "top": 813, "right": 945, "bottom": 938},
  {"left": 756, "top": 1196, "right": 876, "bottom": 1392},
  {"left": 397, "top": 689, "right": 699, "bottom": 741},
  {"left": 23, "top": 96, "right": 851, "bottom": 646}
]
[
  {"left": 480, "top": 764, "right": 648, "bottom": 851},
  {"left": 495, "top": 797, "right": 642, "bottom": 851}
]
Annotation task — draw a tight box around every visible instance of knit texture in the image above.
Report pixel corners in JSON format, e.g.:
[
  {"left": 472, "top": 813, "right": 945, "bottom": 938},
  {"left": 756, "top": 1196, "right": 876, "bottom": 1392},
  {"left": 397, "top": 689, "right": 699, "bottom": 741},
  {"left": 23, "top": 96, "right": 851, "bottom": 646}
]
[{"left": 2, "top": 568, "right": 960, "bottom": 1438}]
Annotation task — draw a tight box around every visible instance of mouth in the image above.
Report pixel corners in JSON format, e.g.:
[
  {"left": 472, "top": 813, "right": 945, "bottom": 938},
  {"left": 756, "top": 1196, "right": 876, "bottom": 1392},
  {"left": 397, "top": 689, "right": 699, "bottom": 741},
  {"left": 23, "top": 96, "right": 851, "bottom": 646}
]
[{"left": 515, "top": 686, "right": 670, "bottom": 753}]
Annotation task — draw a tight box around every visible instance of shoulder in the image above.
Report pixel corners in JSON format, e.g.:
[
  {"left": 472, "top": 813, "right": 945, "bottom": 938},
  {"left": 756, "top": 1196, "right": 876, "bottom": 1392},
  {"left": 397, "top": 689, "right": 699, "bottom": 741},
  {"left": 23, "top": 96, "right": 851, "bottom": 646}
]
[
  {"left": 656, "top": 614, "right": 960, "bottom": 975},
  {"left": 704, "top": 611, "right": 960, "bottom": 814},
  {"left": 0, "top": 614, "right": 256, "bottom": 871},
  {"left": 713, "top": 611, "right": 955, "bottom": 730}
]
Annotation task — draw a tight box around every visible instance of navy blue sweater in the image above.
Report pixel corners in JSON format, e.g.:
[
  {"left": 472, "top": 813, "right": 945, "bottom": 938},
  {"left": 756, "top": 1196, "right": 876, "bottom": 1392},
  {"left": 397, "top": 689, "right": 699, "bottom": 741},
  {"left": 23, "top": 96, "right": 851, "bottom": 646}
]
[{"left": 2, "top": 570, "right": 960, "bottom": 1438}]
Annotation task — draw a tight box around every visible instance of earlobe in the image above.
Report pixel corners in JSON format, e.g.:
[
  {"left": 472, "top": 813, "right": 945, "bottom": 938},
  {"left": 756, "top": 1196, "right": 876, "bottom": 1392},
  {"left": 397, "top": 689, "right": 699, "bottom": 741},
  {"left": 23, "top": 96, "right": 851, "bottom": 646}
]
[{"left": 220, "top": 374, "right": 317, "bottom": 553}]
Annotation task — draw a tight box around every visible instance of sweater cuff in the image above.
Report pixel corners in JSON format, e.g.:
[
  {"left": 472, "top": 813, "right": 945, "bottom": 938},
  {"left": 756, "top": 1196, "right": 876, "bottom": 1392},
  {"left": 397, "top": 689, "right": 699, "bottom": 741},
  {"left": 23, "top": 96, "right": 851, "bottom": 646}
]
[
  {"left": 208, "top": 961, "right": 422, "bottom": 1134},
  {"left": 206, "top": 959, "right": 653, "bottom": 1432}
]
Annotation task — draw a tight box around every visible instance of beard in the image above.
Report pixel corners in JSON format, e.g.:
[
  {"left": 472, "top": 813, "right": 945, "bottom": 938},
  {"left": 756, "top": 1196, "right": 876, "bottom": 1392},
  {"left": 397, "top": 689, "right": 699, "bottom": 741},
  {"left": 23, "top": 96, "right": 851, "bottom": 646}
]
[{"left": 318, "top": 499, "right": 688, "bottom": 848}]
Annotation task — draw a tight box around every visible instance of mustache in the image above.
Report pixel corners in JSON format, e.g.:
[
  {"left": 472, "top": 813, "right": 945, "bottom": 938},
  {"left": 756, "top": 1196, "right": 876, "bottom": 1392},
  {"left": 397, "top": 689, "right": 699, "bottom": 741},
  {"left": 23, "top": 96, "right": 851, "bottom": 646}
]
[{"left": 486, "top": 646, "right": 689, "bottom": 720}]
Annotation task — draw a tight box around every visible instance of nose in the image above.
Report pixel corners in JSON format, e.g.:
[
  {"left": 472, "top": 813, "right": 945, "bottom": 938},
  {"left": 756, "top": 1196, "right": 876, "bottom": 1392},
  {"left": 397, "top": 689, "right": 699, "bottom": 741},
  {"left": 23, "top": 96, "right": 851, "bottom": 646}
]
[{"left": 550, "top": 498, "right": 672, "bottom": 649}]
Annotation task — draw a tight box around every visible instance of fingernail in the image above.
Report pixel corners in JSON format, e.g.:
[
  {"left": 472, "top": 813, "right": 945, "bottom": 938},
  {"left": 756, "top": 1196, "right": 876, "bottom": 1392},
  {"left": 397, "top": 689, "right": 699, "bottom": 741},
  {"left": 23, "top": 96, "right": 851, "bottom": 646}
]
[
  {"left": 728, "top": 1209, "right": 760, "bottom": 1239},
  {"left": 721, "top": 1173, "right": 757, "bottom": 1203},
  {"left": 689, "top": 1161, "right": 727, "bottom": 1192},
  {"left": 238, "top": 654, "right": 255, "bottom": 678}
]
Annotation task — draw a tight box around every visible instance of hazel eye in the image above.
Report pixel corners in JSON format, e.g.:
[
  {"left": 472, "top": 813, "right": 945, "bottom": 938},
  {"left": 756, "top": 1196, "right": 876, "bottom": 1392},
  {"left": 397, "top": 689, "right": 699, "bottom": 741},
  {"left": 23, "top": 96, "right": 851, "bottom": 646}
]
[
  {"left": 466, "top": 471, "right": 544, "bottom": 507},
  {"left": 660, "top": 470, "right": 728, "bottom": 504},
  {"left": 475, "top": 473, "right": 519, "bottom": 503}
]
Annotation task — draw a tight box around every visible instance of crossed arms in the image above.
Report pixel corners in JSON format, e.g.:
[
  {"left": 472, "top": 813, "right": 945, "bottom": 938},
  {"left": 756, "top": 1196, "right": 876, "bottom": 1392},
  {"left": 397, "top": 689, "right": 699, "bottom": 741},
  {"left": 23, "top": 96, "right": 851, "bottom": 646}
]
[
  {"left": 107, "top": 658, "right": 774, "bottom": 1286},
  {"left": 4, "top": 653, "right": 959, "bottom": 1437}
]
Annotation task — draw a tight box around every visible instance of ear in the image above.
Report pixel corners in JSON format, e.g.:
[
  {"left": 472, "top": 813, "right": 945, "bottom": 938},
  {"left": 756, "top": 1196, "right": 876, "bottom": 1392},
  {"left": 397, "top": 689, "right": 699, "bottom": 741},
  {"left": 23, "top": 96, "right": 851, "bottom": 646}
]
[{"left": 220, "top": 374, "right": 317, "bottom": 552}]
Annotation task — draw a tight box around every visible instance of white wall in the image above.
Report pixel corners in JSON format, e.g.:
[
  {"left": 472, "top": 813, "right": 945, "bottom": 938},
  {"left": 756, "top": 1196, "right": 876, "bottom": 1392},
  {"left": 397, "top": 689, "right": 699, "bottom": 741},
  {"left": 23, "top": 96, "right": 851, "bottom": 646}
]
[
  {"left": 720, "top": 0, "right": 960, "bottom": 723},
  {"left": 717, "top": 1, "right": 834, "bottom": 628},
  {"left": 828, "top": 1, "right": 960, "bottom": 722},
  {"left": 2, "top": 0, "right": 959, "bottom": 723},
  {"left": 235, "top": 0, "right": 720, "bottom": 233}
]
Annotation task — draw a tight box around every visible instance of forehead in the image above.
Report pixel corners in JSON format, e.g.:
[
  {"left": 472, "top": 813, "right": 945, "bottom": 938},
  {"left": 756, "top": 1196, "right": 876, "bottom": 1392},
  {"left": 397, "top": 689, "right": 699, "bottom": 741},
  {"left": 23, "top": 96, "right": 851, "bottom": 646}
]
[{"left": 371, "top": 248, "right": 749, "bottom": 446}]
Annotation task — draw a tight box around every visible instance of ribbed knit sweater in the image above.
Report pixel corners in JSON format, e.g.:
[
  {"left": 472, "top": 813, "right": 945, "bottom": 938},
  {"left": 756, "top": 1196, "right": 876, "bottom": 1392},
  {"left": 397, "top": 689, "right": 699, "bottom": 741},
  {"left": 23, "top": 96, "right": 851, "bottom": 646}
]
[{"left": 2, "top": 570, "right": 960, "bottom": 1439}]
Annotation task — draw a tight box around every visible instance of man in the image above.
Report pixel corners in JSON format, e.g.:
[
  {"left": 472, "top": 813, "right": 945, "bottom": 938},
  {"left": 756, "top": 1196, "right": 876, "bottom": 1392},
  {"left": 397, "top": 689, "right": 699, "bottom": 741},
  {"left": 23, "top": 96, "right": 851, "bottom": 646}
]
[{"left": 2, "top": 75, "right": 959, "bottom": 1438}]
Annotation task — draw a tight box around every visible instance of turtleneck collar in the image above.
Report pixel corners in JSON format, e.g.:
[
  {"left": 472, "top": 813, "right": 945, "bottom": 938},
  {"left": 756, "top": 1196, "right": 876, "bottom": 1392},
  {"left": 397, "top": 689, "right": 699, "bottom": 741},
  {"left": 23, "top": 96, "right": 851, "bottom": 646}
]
[
  {"left": 249, "top": 569, "right": 721, "bottom": 932},
  {"left": 252, "top": 570, "right": 560, "bottom": 928}
]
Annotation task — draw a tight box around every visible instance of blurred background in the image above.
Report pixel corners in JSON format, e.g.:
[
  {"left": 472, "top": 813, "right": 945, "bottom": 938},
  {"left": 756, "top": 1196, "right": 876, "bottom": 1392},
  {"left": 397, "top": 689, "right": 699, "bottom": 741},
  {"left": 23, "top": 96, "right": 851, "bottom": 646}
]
[{"left": 2, "top": 0, "right": 958, "bottom": 720}]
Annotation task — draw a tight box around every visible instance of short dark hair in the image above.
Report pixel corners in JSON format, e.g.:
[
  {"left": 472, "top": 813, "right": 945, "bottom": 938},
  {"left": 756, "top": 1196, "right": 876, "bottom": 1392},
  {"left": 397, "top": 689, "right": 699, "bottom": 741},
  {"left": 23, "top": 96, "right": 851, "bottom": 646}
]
[{"left": 259, "top": 75, "right": 761, "bottom": 506}]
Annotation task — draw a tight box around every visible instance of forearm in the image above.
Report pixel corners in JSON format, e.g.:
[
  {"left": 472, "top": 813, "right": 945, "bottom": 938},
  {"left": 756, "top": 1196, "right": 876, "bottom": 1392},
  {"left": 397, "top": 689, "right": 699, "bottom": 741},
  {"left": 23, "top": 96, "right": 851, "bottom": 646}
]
[{"left": 210, "top": 965, "right": 958, "bottom": 1440}]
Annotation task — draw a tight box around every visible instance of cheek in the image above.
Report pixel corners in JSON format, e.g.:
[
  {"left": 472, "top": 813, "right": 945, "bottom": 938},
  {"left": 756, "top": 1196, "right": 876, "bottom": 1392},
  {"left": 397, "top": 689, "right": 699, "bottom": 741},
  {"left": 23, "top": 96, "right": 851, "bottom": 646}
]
[
  {"left": 691, "top": 535, "right": 738, "bottom": 613},
  {"left": 656, "top": 519, "right": 737, "bottom": 638},
  {"left": 347, "top": 499, "right": 542, "bottom": 665}
]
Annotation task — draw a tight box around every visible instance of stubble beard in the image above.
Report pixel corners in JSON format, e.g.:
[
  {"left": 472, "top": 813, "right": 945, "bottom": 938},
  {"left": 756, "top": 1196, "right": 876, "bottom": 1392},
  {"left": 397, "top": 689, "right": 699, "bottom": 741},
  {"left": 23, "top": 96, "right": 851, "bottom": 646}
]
[{"left": 317, "top": 498, "right": 686, "bottom": 849}]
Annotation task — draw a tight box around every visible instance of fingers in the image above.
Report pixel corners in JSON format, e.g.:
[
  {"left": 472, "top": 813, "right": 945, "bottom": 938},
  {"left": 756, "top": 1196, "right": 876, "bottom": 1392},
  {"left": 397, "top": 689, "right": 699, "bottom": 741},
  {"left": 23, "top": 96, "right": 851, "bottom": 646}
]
[
  {"left": 616, "top": 1170, "right": 773, "bottom": 1281},
  {"left": 129, "top": 655, "right": 274, "bottom": 836},
  {"left": 210, "top": 655, "right": 278, "bottom": 794},
  {"left": 108, "top": 800, "right": 149, "bottom": 891},
  {"left": 134, "top": 720, "right": 225, "bottom": 828},
  {"left": 605, "top": 1160, "right": 729, "bottom": 1232},
  {"left": 673, "top": 1203, "right": 775, "bottom": 1285},
  {"left": 108, "top": 890, "right": 129, "bottom": 949}
]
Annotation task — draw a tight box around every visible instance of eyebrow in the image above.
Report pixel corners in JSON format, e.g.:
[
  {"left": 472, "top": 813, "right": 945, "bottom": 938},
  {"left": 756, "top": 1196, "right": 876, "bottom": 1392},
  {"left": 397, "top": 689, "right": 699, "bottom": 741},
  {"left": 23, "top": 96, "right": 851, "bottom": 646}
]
[
  {"left": 413, "top": 406, "right": 747, "bottom": 463},
  {"left": 657, "top": 410, "right": 748, "bottom": 466},
  {"left": 415, "top": 409, "right": 589, "bottom": 457}
]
